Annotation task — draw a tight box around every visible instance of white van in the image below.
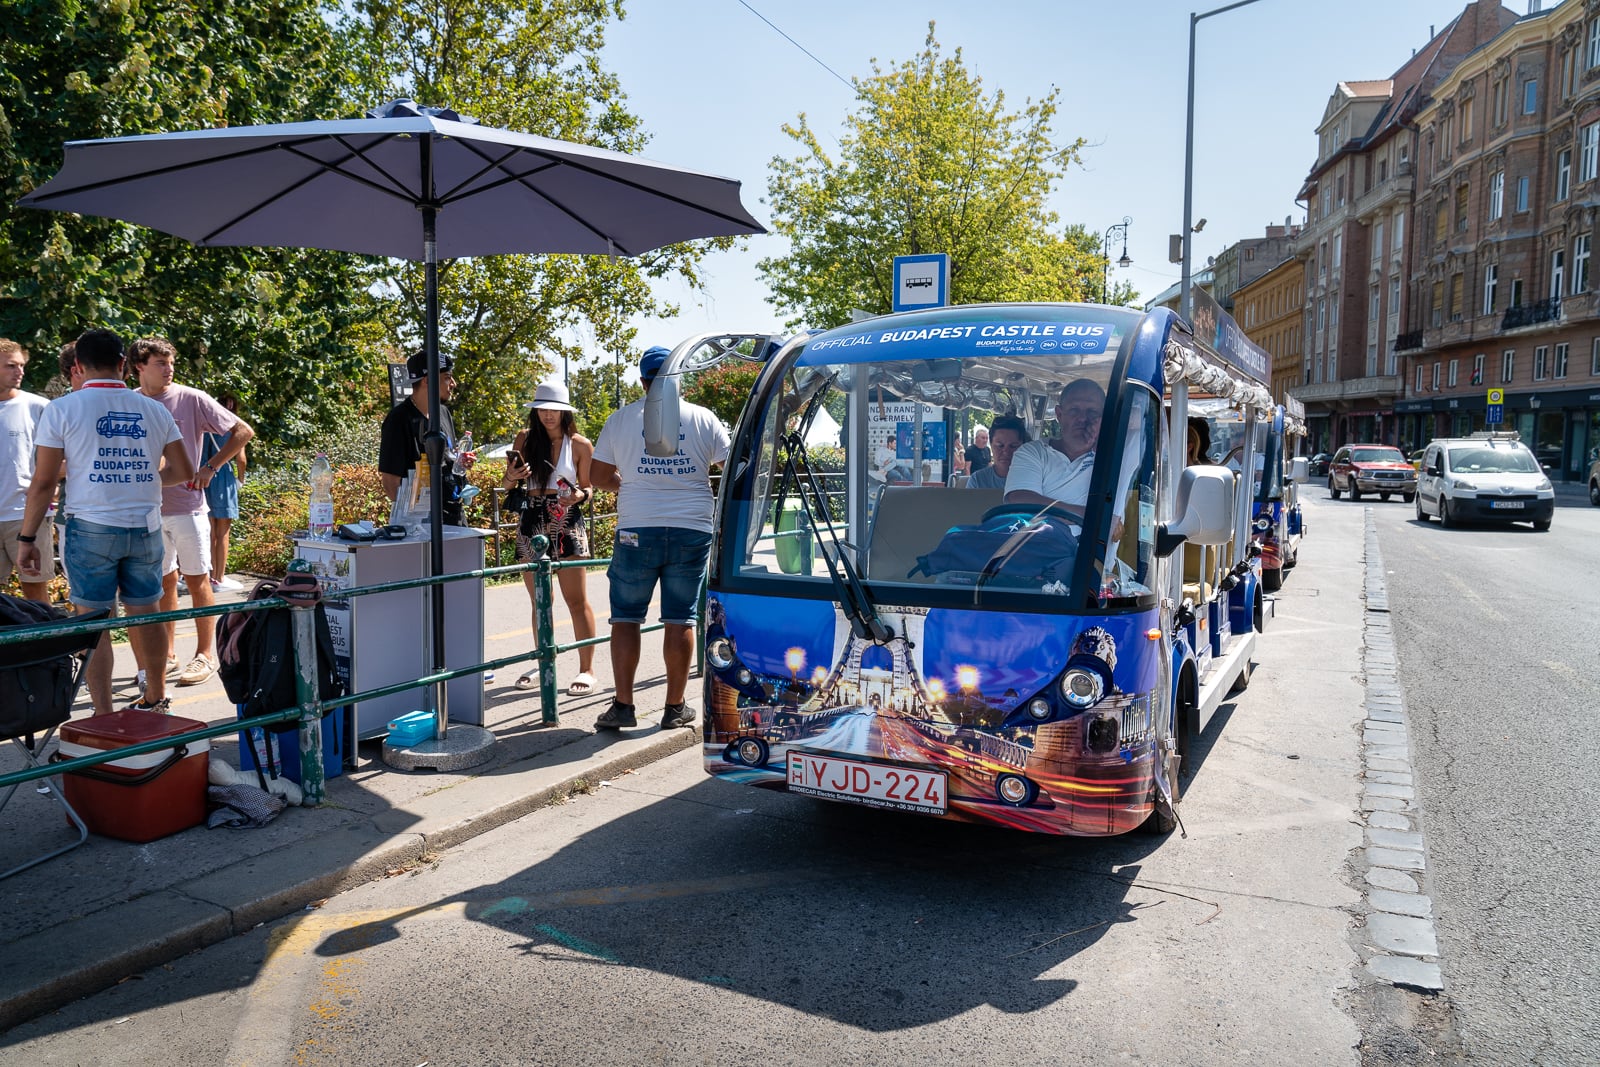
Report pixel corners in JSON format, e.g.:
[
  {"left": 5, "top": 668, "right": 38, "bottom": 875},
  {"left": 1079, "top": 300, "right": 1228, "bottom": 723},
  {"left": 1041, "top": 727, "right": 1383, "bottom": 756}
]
[{"left": 1414, "top": 433, "right": 1554, "bottom": 530}]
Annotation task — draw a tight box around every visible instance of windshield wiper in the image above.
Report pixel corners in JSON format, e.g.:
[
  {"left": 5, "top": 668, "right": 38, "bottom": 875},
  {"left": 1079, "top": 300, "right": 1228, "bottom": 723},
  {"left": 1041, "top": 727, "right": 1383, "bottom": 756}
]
[{"left": 778, "top": 430, "right": 893, "bottom": 644}]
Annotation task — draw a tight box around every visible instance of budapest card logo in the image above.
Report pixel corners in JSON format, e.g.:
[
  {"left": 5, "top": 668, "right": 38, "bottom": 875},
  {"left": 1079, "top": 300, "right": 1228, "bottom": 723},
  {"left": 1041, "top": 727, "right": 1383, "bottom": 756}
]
[{"left": 96, "top": 411, "right": 148, "bottom": 439}]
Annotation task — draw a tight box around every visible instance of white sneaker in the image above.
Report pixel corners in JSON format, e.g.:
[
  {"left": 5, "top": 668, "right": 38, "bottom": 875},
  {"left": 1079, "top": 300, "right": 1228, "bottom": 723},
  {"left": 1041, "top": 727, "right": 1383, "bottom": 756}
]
[{"left": 212, "top": 576, "right": 245, "bottom": 592}]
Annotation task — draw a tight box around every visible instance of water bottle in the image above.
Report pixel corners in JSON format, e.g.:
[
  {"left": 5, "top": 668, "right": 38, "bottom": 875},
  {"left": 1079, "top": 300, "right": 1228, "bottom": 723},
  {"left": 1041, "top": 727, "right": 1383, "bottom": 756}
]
[
  {"left": 452, "top": 430, "right": 473, "bottom": 476},
  {"left": 308, "top": 453, "right": 335, "bottom": 540}
]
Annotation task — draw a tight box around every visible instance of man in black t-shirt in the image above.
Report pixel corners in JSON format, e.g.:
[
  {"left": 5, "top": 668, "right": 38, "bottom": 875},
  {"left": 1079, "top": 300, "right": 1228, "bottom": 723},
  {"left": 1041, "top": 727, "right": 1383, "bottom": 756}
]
[
  {"left": 378, "top": 351, "right": 466, "bottom": 525},
  {"left": 964, "top": 424, "right": 991, "bottom": 474}
]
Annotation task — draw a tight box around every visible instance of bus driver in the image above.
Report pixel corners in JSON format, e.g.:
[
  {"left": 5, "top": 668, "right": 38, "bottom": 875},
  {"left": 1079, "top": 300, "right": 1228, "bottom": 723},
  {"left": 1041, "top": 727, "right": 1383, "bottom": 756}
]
[{"left": 1003, "top": 379, "right": 1134, "bottom": 539}]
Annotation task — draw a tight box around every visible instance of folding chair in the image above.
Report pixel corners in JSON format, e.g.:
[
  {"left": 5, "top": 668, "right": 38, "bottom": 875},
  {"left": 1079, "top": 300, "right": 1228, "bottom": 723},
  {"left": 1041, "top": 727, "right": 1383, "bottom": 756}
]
[{"left": 0, "top": 602, "right": 109, "bottom": 880}]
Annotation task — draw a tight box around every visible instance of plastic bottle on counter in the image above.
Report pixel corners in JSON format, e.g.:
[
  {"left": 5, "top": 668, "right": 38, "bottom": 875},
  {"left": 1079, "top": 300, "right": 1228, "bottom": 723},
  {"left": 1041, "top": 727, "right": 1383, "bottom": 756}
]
[{"left": 308, "top": 453, "right": 335, "bottom": 540}]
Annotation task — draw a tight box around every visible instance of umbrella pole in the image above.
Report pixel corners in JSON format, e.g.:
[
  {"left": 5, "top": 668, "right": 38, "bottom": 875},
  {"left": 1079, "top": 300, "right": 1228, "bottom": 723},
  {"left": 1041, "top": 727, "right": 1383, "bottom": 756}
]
[{"left": 422, "top": 163, "right": 449, "bottom": 741}]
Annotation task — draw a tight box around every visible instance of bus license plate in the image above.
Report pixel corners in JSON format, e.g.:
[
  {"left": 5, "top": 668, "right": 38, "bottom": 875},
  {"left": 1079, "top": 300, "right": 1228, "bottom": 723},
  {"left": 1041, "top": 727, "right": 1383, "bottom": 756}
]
[
  {"left": 1490, "top": 500, "right": 1524, "bottom": 509},
  {"left": 787, "top": 753, "right": 948, "bottom": 815}
]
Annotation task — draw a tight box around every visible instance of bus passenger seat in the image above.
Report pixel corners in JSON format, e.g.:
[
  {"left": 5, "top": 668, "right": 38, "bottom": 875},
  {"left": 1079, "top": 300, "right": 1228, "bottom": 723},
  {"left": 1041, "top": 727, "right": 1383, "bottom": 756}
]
[{"left": 866, "top": 486, "right": 1005, "bottom": 581}]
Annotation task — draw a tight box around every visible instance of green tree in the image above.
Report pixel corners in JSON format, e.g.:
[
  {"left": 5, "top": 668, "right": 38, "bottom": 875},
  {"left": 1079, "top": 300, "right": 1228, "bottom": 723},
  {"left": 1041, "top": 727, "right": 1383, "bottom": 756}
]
[
  {"left": 0, "top": 0, "right": 376, "bottom": 451},
  {"left": 343, "top": 0, "right": 742, "bottom": 445},
  {"left": 761, "top": 25, "right": 1106, "bottom": 330}
]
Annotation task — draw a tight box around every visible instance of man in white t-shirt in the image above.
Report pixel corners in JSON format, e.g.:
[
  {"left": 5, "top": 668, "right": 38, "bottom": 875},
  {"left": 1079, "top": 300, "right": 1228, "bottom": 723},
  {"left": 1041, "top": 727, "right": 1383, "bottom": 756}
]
[
  {"left": 18, "top": 329, "right": 193, "bottom": 714},
  {"left": 1005, "top": 378, "right": 1132, "bottom": 539},
  {"left": 0, "top": 339, "right": 53, "bottom": 602},
  {"left": 589, "top": 346, "right": 730, "bottom": 731},
  {"left": 130, "top": 337, "right": 254, "bottom": 688}
]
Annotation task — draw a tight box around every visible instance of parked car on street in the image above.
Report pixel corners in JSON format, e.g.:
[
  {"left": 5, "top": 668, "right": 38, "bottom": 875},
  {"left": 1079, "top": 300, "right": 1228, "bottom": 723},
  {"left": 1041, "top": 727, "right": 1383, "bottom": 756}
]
[
  {"left": 1415, "top": 433, "right": 1554, "bottom": 530},
  {"left": 1308, "top": 452, "right": 1332, "bottom": 477},
  {"left": 1328, "top": 444, "right": 1416, "bottom": 501}
]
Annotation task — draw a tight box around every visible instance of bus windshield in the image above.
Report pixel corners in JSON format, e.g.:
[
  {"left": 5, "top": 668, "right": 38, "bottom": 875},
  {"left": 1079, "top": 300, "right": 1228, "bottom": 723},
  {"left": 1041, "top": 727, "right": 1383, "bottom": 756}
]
[{"left": 722, "top": 313, "right": 1159, "bottom": 610}]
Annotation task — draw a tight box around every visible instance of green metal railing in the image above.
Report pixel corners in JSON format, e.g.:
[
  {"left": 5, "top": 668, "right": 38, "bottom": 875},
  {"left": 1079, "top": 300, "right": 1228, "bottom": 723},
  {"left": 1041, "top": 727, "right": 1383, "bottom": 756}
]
[{"left": 0, "top": 535, "right": 697, "bottom": 808}]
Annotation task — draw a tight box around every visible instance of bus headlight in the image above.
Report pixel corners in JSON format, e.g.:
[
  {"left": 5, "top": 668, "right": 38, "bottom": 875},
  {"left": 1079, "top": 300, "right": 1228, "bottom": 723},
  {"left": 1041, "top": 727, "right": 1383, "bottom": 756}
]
[
  {"left": 1253, "top": 516, "right": 1272, "bottom": 532},
  {"left": 707, "top": 638, "right": 735, "bottom": 670},
  {"left": 1060, "top": 668, "right": 1104, "bottom": 709},
  {"left": 1026, "top": 697, "right": 1053, "bottom": 721},
  {"left": 737, "top": 668, "right": 754, "bottom": 686}
]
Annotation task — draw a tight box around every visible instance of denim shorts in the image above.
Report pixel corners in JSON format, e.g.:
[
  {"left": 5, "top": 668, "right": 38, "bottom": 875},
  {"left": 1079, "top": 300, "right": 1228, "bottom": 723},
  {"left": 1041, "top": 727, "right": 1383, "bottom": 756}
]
[
  {"left": 63, "top": 517, "right": 165, "bottom": 609},
  {"left": 607, "top": 526, "right": 712, "bottom": 626}
]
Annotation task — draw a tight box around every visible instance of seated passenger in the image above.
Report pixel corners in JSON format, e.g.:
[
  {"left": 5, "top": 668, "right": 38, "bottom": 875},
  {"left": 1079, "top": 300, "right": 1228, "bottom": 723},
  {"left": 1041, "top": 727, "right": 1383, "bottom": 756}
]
[
  {"left": 1187, "top": 417, "right": 1212, "bottom": 465},
  {"left": 966, "top": 415, "right": 1028, "bottom": 490},
  {"left": 1004, "top": 379, "right": 1106, "bottom": 517}
]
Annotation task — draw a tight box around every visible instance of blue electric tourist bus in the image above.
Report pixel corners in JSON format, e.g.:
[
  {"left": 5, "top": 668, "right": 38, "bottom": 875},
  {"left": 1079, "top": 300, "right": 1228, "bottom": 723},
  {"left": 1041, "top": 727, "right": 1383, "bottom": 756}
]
[
  {"left": 647, "top": 301, "right": 1275, "bottom": 835},
  {"left": 1252, "top": 397, "right": 1308, "bottom": 592}
]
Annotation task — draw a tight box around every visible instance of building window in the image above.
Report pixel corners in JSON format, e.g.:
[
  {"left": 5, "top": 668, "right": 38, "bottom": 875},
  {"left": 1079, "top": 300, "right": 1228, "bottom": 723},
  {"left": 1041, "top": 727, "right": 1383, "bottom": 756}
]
[
  {"left": 1483, "top": 263, "right": 1498, "bottom": 315},
  {"left": 1574, "top": 234, "right": 1591, "bottom": 293},
  {"left": 1330, "top": 299, "right": 1339, "bottom": 333},
  {"left": 1333, "top": 233, "right": 1342, "bottom": 268},
  {"left": 1550, "top": 249, "right": 1565, "bottom": 300},
  {"left": 1563, "top": 49, "right": 1577, "bottom": 100},
  {"left": 1534, "top": 345, "right": 1549, "bottom": 380},
  {"left": 1516, "top": 176, "right": 1530, "bottom": 212},
  {"left": 1367, "top": 343, "right": 1378, "bottom": 377},
  {"left": 1320, "top": 241, "right": 1328, "bottom": 278},
  {"left": 1455, "top": 184, "right": 1469, "bottom": 232},
  {"left": 1317, "top": 297, "right": 1326, "bottom": 332},
  {"left": 1523, "top": 79, "right": 1538, "bottom": 115},
  {"left": 1431, "top": 281, "right": 1444, "bottom": 327},
  {"left": 1489, "top": 171, "right": 1504, "bottom": 219},
  {"left": 1445, "top": 358, "right": 1457, "bottom": 387},
  {"left": 1432, "top": 361, "right": 1441, "bottom": 390},
  {"left": 1583, "top": 122, "right": 1600, "bottom": 182},
  {"left": 1370, "top": 284, "right": 1380, "bottom": 323},
  {"left": 1555, "top": 342, "right": 1569, "bottom": 379},
  {"left": 1449, "top": 273, "right": 1463, "bottom": 321},
  {"left": 1493, "top": 78, "right": 1508, "bottom": 125},
  {"left": 1460, "top": 97, "right": 1473, "bottom": 141},
  {"left": 1502, "top": 349, "right": 1516, "bottom": 383},
  {"left": 1414, "top": 364, "right": 1424, "bottom": 391},
  {"left": 1592, "top": 337, "right": 1600, "bottom": 375},
  {"left": 1590, "top": 18, "right": 1600, "bottom": 68},
  {"left": 1337, "top": 174, "right": 1346, "bottom": 206},
  {"left": 1557, "top": 150, "right": 1571, "bottom": 202},
  {"left": 1394, "top": 211, "right": 1405, "bottom": 249},
  {"left": 1390, "top": 276, "right": 1401, "bottom": 319},
  {"left": 1472, "top": 353, "right": 1485, "bottom": 385}
]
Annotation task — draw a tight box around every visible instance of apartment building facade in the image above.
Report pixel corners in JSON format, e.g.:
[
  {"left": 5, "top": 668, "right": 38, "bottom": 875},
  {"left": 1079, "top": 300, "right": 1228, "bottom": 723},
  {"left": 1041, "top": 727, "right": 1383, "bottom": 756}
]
[
  {"left": 1289, "top": 1, "right": 1519, "bottom": 453},
  {"left": 1232, "top": 255, "right": 1308, "bottom": 405},
  {"left": 1398, "top": 0, "right": 1600, "bottom": 480}
]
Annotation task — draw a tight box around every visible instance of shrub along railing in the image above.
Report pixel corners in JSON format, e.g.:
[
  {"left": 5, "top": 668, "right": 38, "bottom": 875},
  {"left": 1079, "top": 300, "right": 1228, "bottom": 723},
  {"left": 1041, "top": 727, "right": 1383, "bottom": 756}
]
[{"left": 0, "top": 535, "right": 697, "bottom": 808}]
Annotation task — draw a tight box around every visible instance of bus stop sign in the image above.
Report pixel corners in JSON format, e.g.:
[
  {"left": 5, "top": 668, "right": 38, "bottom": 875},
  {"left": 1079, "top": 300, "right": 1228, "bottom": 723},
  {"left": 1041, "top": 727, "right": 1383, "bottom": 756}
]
[{"left": 893, "top": 254, "right": 949, "bottom": 312}]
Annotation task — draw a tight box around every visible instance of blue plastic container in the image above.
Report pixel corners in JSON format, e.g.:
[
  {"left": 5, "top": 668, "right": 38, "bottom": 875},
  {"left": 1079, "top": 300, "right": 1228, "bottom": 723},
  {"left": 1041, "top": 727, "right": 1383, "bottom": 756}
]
[{"left": 385, "top": 710, "right": 436, "bottom": 747}]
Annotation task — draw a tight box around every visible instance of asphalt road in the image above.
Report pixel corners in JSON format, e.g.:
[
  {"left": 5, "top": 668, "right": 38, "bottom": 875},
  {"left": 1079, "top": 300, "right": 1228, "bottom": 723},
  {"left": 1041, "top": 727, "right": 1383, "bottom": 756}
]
[{"left": 1365, "top": 488, "right": 1600, "bottom": 1064}]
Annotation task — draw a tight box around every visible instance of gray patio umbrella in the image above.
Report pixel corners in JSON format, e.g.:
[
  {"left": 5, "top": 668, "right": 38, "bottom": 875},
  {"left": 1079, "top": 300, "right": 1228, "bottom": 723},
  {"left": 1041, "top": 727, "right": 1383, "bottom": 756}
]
[{"left": 20, "top": 99, "right": 766, "bottom": 748}]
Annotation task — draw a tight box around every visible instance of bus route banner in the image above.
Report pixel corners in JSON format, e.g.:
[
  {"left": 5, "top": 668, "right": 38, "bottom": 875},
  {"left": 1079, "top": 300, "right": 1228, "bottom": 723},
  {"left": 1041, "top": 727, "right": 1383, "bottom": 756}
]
[
  {"left": 1187, "top": 284, "right": 1270, "bottom": 385},
  {"left": 798, "top": 319, "right": 1114, "bottom": 365}
]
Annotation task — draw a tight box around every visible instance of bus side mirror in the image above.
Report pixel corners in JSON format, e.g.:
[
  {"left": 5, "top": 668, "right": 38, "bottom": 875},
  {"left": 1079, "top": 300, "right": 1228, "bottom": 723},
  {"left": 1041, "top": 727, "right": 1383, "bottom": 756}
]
[
  {"left": 1156, "top": 466, "right": 1235, "bottom": 557},
  {"left": 1289, "top": 457, "right": 1309, "bottom": 483}
]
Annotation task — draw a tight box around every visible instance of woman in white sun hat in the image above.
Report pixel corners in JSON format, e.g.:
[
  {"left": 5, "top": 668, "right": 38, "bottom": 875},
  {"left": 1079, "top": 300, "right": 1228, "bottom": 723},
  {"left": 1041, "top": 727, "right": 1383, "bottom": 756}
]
[{"left": 504, "top": 380, "right": 599, "bottom": 694}]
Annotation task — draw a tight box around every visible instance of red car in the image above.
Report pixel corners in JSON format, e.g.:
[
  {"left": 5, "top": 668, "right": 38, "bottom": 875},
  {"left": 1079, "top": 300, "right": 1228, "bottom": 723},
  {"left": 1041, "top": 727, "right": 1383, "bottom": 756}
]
[{"left": 1328, "top": 444, "right": 1417, "bottom": 502}]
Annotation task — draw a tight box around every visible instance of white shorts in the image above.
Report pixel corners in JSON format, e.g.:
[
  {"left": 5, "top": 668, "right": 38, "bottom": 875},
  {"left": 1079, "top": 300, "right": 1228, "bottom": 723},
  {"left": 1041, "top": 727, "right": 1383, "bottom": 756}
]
[{"left": 162, "top": 512, "right": 212, "bottom": 577}]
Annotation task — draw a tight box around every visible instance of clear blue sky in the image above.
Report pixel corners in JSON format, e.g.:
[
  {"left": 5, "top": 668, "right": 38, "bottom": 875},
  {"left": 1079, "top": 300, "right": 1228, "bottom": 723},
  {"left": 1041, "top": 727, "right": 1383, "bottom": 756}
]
[{"left": 602, "top": 0, "right": 1509, "bottom": 355}]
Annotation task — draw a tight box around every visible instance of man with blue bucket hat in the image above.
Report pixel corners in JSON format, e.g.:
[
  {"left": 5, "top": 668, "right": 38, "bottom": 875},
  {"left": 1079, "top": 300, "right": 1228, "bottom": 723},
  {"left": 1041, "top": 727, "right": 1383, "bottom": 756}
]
[{"left": 589, "top": 346, "right": 729, "bottom": 730}]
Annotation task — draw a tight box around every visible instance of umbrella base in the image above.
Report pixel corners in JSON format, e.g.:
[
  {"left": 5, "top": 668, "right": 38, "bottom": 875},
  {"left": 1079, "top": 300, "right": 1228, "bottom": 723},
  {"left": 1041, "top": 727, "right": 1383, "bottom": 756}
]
[{"left": 382, "top": 724, "right": 496, "bottom": 772}]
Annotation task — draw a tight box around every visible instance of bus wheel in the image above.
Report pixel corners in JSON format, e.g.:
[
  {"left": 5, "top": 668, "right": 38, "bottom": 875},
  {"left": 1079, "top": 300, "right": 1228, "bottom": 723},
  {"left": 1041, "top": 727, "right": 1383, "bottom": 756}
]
[
  {"left": 1262, "top": 566, "right": 1282, "bottom": 592},
  {"left": 1229, "top": 657, "right": 1252, "bottom": 694},
  {"left": 994, "top": 773, "right": 1038, "bottom": 807},
  {"left": 730, "top": 737, "right": 770, "bottom": 768}
]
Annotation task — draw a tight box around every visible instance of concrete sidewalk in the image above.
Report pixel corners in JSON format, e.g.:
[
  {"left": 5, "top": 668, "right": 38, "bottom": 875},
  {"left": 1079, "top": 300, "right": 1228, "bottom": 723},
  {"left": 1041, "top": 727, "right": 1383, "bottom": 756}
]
[{"left": 0, "top": 570, "right": 699, "bottom": 1031}]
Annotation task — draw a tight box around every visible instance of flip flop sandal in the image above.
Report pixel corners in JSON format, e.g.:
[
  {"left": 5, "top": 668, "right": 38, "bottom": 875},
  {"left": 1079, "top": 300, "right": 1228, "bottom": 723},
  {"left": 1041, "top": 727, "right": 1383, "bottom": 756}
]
[
  {"left": 567, "top": 672, "right": 598, "bottom": 696},
  {"left": 514, "top": 668, "right": 539, "bottom": 690}
]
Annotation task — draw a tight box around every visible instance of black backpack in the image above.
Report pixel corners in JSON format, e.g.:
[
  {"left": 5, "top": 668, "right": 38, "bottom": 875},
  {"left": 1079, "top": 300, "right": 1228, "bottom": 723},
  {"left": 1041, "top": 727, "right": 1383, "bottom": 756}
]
[
  {"left": 217, "top": 579, "right": 344, "bottom": 718},
  {"left": 0, "top": 593, "right": 78, "bottom": 738}
]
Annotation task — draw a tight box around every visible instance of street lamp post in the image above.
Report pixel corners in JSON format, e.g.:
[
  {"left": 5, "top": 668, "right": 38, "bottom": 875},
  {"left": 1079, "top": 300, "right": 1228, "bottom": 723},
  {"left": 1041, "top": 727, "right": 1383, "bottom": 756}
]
[
  {"left": 1182, "top": 0, "right": 1270, "bottom": 321},
  {"left": 1102, "top": 217, "right": 1133, "bottom": 304}
]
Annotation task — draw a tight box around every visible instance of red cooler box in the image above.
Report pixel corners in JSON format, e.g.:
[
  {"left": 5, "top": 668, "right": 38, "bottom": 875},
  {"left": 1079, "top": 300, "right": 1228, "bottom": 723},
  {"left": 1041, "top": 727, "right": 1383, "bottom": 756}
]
[{"left": 58, "top": 710, "right": 211, "bottom": 843}]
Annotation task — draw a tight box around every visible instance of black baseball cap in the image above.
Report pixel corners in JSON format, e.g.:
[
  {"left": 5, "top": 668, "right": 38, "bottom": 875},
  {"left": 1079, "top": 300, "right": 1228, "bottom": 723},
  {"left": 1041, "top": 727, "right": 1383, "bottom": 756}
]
[{"left": 406, "top": 350, "right": 456, "bottom": 382}]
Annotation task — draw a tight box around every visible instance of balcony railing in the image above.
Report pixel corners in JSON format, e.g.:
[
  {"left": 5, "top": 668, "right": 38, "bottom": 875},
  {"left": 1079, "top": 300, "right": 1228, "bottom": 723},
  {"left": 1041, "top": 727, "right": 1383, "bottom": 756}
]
[
  {"left": 1395, "top": 330, "right": 1425, "bottom": 352},
  {"left": 1501, "top": 297, "right": 1561, "bottom": 331}
]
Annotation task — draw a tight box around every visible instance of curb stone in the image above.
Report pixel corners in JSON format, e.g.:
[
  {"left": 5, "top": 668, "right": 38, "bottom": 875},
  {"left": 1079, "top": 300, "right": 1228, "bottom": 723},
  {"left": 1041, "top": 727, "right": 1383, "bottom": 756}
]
[{"left": 1356, "top": 508, "right": 1445, "bottom": 992}]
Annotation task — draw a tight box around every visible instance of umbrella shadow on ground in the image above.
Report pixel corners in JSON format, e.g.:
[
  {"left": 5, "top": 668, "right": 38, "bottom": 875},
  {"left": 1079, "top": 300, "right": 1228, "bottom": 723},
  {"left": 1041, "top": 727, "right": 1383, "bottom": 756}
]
[{"left": 310, "top": 774, "right": 1181, "bottom": 1032}]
